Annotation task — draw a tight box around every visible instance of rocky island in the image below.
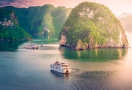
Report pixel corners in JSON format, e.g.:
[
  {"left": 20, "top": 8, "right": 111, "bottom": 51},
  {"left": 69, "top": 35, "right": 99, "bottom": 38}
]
[
  {"left": 0, "top": 8, "right": 32, "bottom": 41},
  {"left": 3, "top": 5, "right": 72, "bottom": 36},
  {"left": 59, "top": 2, "right": 128, "bottom": 50}
]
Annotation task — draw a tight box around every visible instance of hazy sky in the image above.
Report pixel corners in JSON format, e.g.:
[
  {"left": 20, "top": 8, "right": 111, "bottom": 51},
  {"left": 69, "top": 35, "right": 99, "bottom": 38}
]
[{"left": 0, "top": 0, "right": 132, "bottom": 16}]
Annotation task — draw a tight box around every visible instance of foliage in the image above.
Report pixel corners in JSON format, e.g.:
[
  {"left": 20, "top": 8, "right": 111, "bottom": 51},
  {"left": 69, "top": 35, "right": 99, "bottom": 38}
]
[
  {"left": 0, "top": 8, "right": 32, "bottom": 41},
  {"left": 3, "top": 5, "right": 72, "bottom": 37},
  {"left": 0, "top": 26, "right": 31, "bottom": 41},
  {"left": 60, "top": 2, "right": 128, "bottom": 47},
  {"left": 0, "top": 8, "right": 13, "bottom": 21}
]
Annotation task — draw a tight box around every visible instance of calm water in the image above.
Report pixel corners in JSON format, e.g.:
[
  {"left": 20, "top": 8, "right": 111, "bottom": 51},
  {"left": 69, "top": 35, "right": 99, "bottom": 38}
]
[{"left": 0, "top": 35, "right": 132, "bottom": 90}]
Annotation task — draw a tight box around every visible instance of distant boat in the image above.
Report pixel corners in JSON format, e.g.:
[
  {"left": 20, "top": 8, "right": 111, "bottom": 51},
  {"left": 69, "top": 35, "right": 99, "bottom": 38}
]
[
  {"left": 24, "top": 45, "right": 38, "bottom": 49},
  {"left": 50, "top": 61, "right": 71, "bottom": 74}
]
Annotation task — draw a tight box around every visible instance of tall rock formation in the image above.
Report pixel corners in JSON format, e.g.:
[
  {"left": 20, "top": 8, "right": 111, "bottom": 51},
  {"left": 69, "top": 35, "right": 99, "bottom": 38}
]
[
  {"left": 59, "top": 2, "right": 128, "bottom": 49},
  {"left": 3, "top": 5, "right": 72, "bottom": 36},
  {"left": 0, "top": 8, "right": 31, "bottom": 41}
]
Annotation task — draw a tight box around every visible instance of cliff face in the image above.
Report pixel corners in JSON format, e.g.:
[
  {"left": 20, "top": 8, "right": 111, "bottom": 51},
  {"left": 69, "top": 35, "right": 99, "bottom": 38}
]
[
  {"left": 59, "top": 2, "right": 128, "bottom": 49},
  {"left": 59, "top": 34, "right": 66, "bottom": 45},
  {"left": 0, "top": 8, "right": 32, "bottom": 41},
  {"left": 4, "top": 5, "right": 72, "bottom": 36},
  {"left": 0, "top": 8, "right": 18, "bottom": 26}
]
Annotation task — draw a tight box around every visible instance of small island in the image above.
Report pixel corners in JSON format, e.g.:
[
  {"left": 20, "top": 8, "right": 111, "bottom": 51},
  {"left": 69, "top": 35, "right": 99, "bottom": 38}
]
[{"left": 59, "top": 2, "right": 129, "bottom": 50}]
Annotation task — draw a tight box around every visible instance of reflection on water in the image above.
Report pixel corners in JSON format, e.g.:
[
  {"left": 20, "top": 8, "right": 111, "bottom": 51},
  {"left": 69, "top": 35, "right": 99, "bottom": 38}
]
[
  {"left": 50, "top": 70, "right": 70, "bottom": 78},
  {"left": 60, "top": 46, "right": 128, "bottom": 61},
  {"left": 31, "top": 35, "right": 58, "bottom": 44},
  {"left": 0, "top": 35, "right": 132, "bottom": 90},
  {"left": 72, "top": 71, "right": 116, "bottom": 90},
  {"left": 0, "top": 41, "right": 25, "bottom": 51}
]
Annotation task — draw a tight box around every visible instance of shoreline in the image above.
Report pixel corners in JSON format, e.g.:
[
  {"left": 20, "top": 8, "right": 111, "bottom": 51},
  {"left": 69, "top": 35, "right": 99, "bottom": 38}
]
[
  {"left": 0, "top": 38, "right": 32, "bottom": 42},
  {"left": 60, "top": 44, "right": 130, "bottom": 50}
]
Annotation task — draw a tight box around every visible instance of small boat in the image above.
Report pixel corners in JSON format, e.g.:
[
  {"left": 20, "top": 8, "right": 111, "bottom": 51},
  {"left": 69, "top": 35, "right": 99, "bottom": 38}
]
[
  {"left": 50, "top": 61, "right": 71, "bottom": 74},
  {"left": 24, "top": 45, "right": 38, "bottom": 49}
]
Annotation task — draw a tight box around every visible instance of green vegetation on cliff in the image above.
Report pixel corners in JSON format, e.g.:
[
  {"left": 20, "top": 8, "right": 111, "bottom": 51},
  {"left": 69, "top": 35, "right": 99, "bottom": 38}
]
[
  {"left": 4, "top": 5, "right": 72, "bottom": 36},
  {"left": 59, "top": 2, "right": 128, "bottom": 49},
  {"left": 0, "top": 8, "right": 32, "bottom": 41}
]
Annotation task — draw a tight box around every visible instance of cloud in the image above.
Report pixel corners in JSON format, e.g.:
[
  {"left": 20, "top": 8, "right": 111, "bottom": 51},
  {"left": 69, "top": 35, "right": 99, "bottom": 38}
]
[
  {"left": 0, "top": 0, "right": 15, "bottom": 7},
  {"left": 0, "top": 0, "right": 132, "bottom": 16}
]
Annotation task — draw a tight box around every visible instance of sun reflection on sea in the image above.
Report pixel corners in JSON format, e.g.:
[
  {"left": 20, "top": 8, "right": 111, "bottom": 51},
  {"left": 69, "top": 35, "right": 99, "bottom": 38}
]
[
  {"left": 109, "top": 34, "right": 132, "bottom": 89},
  {"left": 121, "top": 33, "right": 132, "bottom": 74}
]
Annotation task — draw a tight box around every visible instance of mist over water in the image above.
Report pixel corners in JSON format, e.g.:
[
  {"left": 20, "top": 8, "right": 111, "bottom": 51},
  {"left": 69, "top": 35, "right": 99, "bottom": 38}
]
[{"left": 0, "top": 34, "right": 132, "bottom": 90}]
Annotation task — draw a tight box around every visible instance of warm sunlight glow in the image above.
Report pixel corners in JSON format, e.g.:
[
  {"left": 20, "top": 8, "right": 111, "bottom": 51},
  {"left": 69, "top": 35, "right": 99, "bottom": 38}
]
[
  {"left": 118, "top": 34, "right": 132, "bottom": 84},
  {"left": 1, "top": 0, "right": 132, "bottom": 16}
]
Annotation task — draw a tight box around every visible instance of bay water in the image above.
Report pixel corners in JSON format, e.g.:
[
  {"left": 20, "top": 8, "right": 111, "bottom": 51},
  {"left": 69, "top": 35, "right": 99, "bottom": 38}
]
[{"left": 0, "top": 35, "right": 132, "bottom": 90}]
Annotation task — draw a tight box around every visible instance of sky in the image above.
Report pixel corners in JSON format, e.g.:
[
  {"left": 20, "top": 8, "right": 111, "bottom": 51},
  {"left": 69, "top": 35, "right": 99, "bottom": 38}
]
[{"left": 0, "top": 0, "right": 132, "bottom": 16}]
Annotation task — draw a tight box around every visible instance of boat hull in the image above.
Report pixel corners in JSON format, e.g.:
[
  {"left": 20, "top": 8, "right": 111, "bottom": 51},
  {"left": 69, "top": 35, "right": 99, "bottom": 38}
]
[{"left": 50, "top": 66, "right": 71, "bottom": 74}]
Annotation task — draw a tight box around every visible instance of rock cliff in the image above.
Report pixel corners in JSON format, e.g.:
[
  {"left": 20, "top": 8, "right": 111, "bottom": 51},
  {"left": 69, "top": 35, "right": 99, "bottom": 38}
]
[
  {"left": 59, "top": 2, "right": 128, "bottom": 49},
  {"left": 0, "top": 8, "right": 32, "bottom": 41}
]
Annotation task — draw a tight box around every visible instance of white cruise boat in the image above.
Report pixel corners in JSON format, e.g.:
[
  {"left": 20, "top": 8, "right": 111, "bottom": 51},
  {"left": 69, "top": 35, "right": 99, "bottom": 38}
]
[{"left": 50, "top": 61, "right": 71, "bottom": 74}]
